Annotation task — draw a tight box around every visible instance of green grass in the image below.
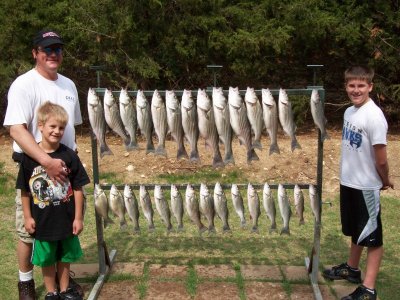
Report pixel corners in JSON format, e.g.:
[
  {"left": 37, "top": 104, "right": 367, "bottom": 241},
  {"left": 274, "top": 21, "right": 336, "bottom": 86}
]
[{"left": 1, "top": 165, "right": 399, "bottom": 299}]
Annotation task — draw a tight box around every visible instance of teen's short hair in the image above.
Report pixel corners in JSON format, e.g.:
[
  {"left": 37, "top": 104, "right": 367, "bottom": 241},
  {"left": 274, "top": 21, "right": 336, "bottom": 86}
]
[
  {"left": 344, "top": 66, "right": 374, "bottom": 84},
  {"left": 37, "top": 101, "right": 69, "bottom": 126}
]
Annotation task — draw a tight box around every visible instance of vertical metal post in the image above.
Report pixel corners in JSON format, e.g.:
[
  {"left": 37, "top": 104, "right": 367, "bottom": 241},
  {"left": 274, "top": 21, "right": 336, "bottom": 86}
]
[
  {"left": 206, "top": 65, "right": 223, "bottom": 87},
  {"left": 89, "top": 65, "right": 107, "bottom": 274}
]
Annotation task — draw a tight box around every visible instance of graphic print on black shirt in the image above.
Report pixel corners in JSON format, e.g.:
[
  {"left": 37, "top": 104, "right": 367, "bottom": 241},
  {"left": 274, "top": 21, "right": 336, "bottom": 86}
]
[{"left": 29, "top": 165, "right": 73, "bottom": 209}]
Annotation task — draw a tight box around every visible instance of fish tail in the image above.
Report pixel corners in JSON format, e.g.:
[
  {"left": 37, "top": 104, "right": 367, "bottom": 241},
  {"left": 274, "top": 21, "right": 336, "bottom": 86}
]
[
  {"left": 120, "top": 220, "right": 128, "bottom": 230},
  {"left": 146, "top": 140, "right": 155, "bottom": 154},
  {"left": 208, "top": 225, "right": 216, "bottom": 233},
  {"left": 126, "top": 141, "right": 140, "bottom": 151},
  {"left": 100, "top": 144, "right": 113, "bottom": 157},
  {"left": 253, "top": 140, "right": 262, "bottom": 150},
  {"left": 223, "top": 224, "right": 231, "bottom": 232},
  {"left": 148, "top": 223, "right": 155, "bottom": 231},
  {"left": 246, "top": 149, "right": 259, "bottom": 164},
  {"left": 212, "top": 154, "right": 224, "bottom": 168},
  {"left": 224, "top": 151, "right": 235, "bottom": 165},
  {"left": 177, "top": 146, "right": 189, "bottom": 160},
  {"left": 177, "top": 224, "right": 184, "bottom": 231},
  {"left": 155, "top": 145, "right": 167, "bottom": 157},
  {"left": 280, "top": 227, "right": 290, "bottom": 235},
  {"left": 190, "top": 150, "right": 200, "bottom": 163},
  {"left": 291, "top": 138, "right": 301, "bottom": 152},
  {"left": 321, "top": 131, "right": 330, "bottom": 142},
  {"left": 240, "top": 218, "right": 246, "bottom": 228},
  {"left": 133, "top": 225, "right": 141, "bottom": 233},
  {"left": 269, "top": 143, "right": 280, "bottom": 155},
  {"left": 103, "top": 218, "right": 114, "bottom": 228}
]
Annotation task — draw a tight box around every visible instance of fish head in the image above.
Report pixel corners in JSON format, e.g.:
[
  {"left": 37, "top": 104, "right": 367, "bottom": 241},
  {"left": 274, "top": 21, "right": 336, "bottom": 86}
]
[
  {"left": 231, "top": 184, "right": 239, "bottom": 195},
  {"left": 263, "top": 183, "right": 271, "bottom": 194},
  {"left": 196, "top": 88, "right": 211, "bottom": 111},
  {"left": 310, "top": 89, "right": 320, "bottom": 104},
  {"left": 245, "top": 87, "right": 258, "bottom": 104},
  {"left": 309, "top": 184, "right": 316, "bottom": 196},
  {"left": 110, "top": 184, "right": 120, "bottom": 197},
  {"left": 212, "top": 87, "right": 227, "bottom": 110},
  {"left": 278, "top": 88, "right": 289, "bottom": 106},
  {"left": 123, "top": 184, "right": 132, "bottom": 197},
  {"left": 136, "top": 90, "right": 148, "bottom": 108},
  {"left": 228, "top": 86, "right": 243, "bottom": 108},
  {"left": 104, "top": 89, "right": 115, "bottom": 106},
  {"left": 262, "top": 88, "right": 275, "bottom": 107},
  {"left": 166, "top": 90, "right": 179, "bottom": 110},
  {"left": 181, "top": 89, "right": 194, "bottom": 110},
  {"left": 151, "top": 89, "right": 163, "bottom": 107},
  {"left": 88, "top": 88, "right": 100, "bottom": 106},
  {"left": 119, "top": 88, "right": 131, "bottom": 105},
  {"left": 278, "top": 184, "right": 286, "bottom": 197}
]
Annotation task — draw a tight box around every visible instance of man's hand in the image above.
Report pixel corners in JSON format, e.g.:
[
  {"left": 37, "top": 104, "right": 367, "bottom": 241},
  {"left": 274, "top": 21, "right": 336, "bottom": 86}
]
[
  {"left": 24, "top": 217, "right": 36, "bottom": 234},
  {"left": 43, "top": 157, "right": 68, "bottom": 184}
]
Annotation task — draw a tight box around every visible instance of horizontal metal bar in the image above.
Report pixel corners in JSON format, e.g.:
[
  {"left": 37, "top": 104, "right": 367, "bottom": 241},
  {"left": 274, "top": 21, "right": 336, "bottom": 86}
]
[
  {"left": 93, "top": 87, "right": 324, "bottom": 98},
  {"left": 98, "top": 183, "right": 315, "bottom": 191}
]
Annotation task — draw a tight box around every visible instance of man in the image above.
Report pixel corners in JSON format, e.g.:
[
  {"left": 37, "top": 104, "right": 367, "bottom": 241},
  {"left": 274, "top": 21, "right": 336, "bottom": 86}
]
[{"left": 4, "top": 29, "right": 84, "bottom": 300}]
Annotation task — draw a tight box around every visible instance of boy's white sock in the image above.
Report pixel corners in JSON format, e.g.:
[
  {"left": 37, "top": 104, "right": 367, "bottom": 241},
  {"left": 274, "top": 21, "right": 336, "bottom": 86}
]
[{"left": 19, "top": 270, "right": 33, "bottom": 282}]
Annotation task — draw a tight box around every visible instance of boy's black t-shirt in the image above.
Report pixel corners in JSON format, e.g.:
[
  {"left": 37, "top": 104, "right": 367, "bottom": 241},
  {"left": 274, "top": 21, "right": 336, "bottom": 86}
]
[{"left": 16, "top": 144, "right": 90, "bottom": 241}]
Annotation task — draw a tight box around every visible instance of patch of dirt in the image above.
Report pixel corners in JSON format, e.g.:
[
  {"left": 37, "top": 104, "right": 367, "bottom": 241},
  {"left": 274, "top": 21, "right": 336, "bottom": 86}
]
[{"left": 1, "top": 128, "right": 399, "bottom": 200}]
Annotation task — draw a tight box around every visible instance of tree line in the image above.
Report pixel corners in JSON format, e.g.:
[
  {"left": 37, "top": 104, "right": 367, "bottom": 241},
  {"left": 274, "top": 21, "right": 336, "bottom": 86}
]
[{"left": 1, "top": 0, "right": 399, "bottom": 126}]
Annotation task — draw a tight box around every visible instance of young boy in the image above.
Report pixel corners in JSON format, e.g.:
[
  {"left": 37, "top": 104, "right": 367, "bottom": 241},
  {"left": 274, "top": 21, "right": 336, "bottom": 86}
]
[
  {"left": 16, "top": 102, "right": 90, "bottom": 300},
  {"left": 323, "top": 66, "right": 393, "bottom": 300}
]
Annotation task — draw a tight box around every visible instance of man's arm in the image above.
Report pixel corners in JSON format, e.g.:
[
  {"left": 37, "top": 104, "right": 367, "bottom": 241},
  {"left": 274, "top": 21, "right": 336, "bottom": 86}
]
[
  {"left": 10, "top": 124, "right": 67, "bottom": 183},
  {"left": 374, "top": 144, "right": 394, "bottom": 190}
]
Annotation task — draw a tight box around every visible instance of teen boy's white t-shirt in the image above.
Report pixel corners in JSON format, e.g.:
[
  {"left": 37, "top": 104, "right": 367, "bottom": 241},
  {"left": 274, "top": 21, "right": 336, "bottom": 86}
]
[
  {"left": 4, "top": 69, "right": 82, "bottom": 153},
  {"left": 340, "top": 99, "right": 388, "bottom": 190}
]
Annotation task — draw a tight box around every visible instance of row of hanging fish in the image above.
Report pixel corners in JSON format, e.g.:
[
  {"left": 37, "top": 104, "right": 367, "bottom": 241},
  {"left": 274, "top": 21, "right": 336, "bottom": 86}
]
[
  {"left": 87, "top": 87, "right": 329, "bottom": 167},
  {"left": 94, "top": 183, "right": 321, "bottom": 235}
]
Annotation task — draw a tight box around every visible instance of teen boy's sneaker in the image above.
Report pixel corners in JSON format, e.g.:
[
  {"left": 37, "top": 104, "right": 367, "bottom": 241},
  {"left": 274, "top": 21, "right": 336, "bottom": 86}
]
[
  {"left": 322, "top": 262, "right": 362, "bottom": 283},
  {"left": 341, "top": 285, "right": 377, "bottom": 300},
  {"left": 18, "top": 279, "right": 36, "bottom": 300},
  {"left": 59, "top": 288, "right": 82, "bottom": 300},
  {"left": 44, "top": 292, "right": 60, "bottom": 300}
]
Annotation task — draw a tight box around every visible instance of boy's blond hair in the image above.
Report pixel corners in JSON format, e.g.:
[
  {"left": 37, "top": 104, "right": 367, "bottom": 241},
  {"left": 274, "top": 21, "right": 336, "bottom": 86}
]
[
  {"left": 344, "top": 66, "right": 374, "bottom": 84},
  {"left": 37, "top": 101, "right": 69, "bottom": 126}
]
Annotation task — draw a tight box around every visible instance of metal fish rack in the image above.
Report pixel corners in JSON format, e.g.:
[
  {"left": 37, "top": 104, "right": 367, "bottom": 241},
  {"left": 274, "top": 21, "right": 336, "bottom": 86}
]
[{"left": 87, "top": 85, "right": 326, "bottom": 300}]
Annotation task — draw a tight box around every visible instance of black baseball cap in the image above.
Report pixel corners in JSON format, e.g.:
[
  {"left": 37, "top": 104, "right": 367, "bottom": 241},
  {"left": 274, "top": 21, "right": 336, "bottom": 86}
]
[{"left": 33, "top": 29, "right": 64, "bottom": 48}]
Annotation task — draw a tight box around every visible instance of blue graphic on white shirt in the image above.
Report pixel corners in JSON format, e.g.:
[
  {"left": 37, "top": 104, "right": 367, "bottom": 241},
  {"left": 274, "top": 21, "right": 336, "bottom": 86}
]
[{"left": 342, "top": 120, "right": 363, "bottom": 150}]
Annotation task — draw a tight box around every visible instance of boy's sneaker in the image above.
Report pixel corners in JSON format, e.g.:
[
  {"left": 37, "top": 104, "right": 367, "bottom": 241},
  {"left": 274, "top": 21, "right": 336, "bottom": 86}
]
[
  {"left": 18, "top": 279, "right": 36, "bottom": 300},
  {"left": 55, "top": 271, "right": 84, "bottom": 298},
  {"left": 341, "top": 285, "right": 377, "bottom": 300},
  {"left": 322, "top": 262, "right": 362, "bottom": 283},
  {"left": 68, "top": 272, "right": 84, "bottom": 298},
  {"left": 59, "top": 288, "right": 82, "bottom": 300},
  {"left": 45, "top": 292, "right": 60, "bottom": 300}
]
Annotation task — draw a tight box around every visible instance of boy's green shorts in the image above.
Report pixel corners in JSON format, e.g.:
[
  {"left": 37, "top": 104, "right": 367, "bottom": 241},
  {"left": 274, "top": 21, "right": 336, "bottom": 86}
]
[{"left": 32, "top": 235, "right": 83, "bottom": 267}]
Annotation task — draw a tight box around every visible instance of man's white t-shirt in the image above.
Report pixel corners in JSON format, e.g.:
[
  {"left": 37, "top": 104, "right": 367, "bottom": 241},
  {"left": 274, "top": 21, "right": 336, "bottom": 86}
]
[
  {"left": 4, "top": 69, "right": 82, "bottom": 152},
  {"left": 340, "top": 99, "right": 388, "bottom": 190}
]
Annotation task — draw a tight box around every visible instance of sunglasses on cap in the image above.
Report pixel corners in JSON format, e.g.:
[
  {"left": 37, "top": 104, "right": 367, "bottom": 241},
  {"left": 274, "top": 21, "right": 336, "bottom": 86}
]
[{"left": 37, "top": 46, "right": 63, "bottom": 56}]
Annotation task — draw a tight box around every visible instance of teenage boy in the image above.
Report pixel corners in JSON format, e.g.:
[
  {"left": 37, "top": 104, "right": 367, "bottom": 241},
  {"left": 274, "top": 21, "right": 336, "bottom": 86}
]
[{"left": 323, "top": 66, "right": 394, "bottom": 300}]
